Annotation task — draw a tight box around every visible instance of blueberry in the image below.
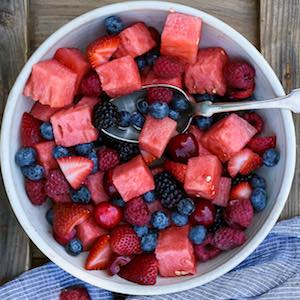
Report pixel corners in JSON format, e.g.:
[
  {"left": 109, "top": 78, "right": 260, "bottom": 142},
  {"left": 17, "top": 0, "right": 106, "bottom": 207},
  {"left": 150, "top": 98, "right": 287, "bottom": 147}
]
[
  {"left": 21, "top": 164, "right": 44, "bottom": 181},
  {"left": 45, "top": 208, "right": 54, "bottom": 225},
  {"left": 149, "top": 102, "right": 169, "bottom": 119},
  {"left": 75, "top": 143, "right": 94, "bottom": 155},
  {"left": 168, "top": 109, "right": 180, "bottom": 121},
  {"left": 40, "top": 122, "right": 54, "bottom": 140},
  {"left": 111, "top": 198, "right": 126, "bottom": 208},
  {"left": 66, "top": 238, "right": 83, "bottom": 256},
  {"left": 177, "top": 198, "right": 195, "bottom": 216},
  {"left": 145, "top": 49, "right": 159, "bottom": 66},
  {"left": 136, "top": 99, "right": 149, "bottom": 114},
  {"left": 189, "top": 225, "right": 207, "bottom": 245},
  {"left": 263, "top": 149, "right": 280, "bottom": 167},
  {"left": 53, "top": 146, "right": 69, "bottom": 159},
  {"left": 141, "top": 232, "right": 158, "bottom": 252},
  {"left": 104, "top": 15, "right": 124, "bottom": 35},
  {"left": 118, "top": 111, "right": 132, "bottom": 128},
  {"left": 71, "top": 186, "right": 91, "bottom": 204},
  {"left": 87, "top": 150, "right": 98, "bottom": 174},
  {"left": 171, "top": 95, "right": 189, "bottom": 112},
  {"left": 171, "top": 212, "right": 188, "bottom": 226},
  {"left": 135, "top": 56, "right": 146, "bottom": 70},
  {"left": 195, "top": 116, "right": 213, "bottom": 130},
  {"left": 251, "top": 174, "right": 266, "bottom": 189},
  {"left": 15, "top": 147, "right": 36, "bottom": 167},
  {"left": 134, "top": 225, "right": 149, "bottom": 238},
  {"left": 130, "top": 112, "right": 145, "bottom": 129},
  {"left": 143, "top": 190, "right": 156, "bottom": 203},
  {"left": 151, "top": 211, "right": 169, "bottom": 230},
  {"left": 251, "top": 188, "right": 267, "bottom": 211},
  {"left": 194, "top": 93, "right": 215, "bottom": 102}
]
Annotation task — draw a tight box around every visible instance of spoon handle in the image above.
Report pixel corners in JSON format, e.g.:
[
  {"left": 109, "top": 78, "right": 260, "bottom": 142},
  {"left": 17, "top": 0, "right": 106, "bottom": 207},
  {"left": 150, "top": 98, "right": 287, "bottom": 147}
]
[{"left": 196, "top": 89, "right": 300, "bottom": 117}]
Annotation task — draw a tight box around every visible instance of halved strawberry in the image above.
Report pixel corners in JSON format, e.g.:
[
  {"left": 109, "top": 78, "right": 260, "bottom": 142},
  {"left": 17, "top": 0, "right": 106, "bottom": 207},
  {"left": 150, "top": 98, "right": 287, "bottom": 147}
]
[
  {"left": 53, "top": 228, "right": 76, "bottom": 246},
  {"left": 140, "top": 149, "right": 157, "bottom": 166},
  {"left": 53, "top": 203, "right": 91, "bottom": 239},
  {"left": 227, "top": 148, "right": 262, "bottom": 177},
  {"left": 230, "top": 182, "right": 252, "bottom": 200},
  {"left": 87, "top": 36, "right": 120, "bottom": 68},
  {"left": 21, "top": 112, "right": 43, "bottom": 147},
  {"left": 163, "top": 160, "right": 187, "bottom": 183},
  {"left": 85, "top": 234, "right": 113, "bottom": 270},
  {"left": 57, "top": 156, "right": 93, "bottom": 189},
  {"left": 247, "top": 136, "right": 276, "bottom": 155}
]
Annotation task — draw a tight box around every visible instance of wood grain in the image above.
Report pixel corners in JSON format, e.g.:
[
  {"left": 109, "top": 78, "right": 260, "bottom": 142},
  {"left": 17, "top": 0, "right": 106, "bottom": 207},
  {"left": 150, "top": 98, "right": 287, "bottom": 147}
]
[
  {"left": 260, "top": 0, "right": 300, "bottom": 220},
  {"left": 0, "top": 0, "right": 30, "bottom": 283}
]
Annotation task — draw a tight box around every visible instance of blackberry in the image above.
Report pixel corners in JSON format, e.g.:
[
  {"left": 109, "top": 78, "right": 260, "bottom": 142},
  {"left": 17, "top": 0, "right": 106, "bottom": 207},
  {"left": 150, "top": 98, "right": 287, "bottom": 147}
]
[
  {"left": 154, "top": 171, "right": 185, "bottom": 209},
  {"left": 208, "top": 207, "right": 225, "bottom": 233},
  {"left": 93, "top": 101, "right": 119, "bottom": 130},
  {"left": 232, "top": 174, "right": 254, "bottom": 186},
  {"left": 114, "top": 141, "right": 140, "bottom": 162}
]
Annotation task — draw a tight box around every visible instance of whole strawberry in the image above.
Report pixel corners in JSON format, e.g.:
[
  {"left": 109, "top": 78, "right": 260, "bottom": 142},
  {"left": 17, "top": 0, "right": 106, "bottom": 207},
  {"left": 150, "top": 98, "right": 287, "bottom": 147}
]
[
  {"left": 214, "top": 227, "right": 247, "bottom": 250},
  {"left": 124, "top": 197, "right": 151, "bottom": 226},
  {"left": 25, "top": 179, "right": 47, "bottom": 205},
  {"left": 147, "top": 87, "right": 173, "bottom": 104},
  {"left": 118, "top": 253, "right": 158, "bottom": 285},
  {"left": 98, "top": 148, "right": 120, "bottom": 171},
  {"left": 194, "top": 234, "right": 221, "bottom": 262},
  {"left": 153, "top": 56, "right": 184, "bottom": 79},
  {"left": 60, "top": 286, "right": 91, "bottom": 300}
]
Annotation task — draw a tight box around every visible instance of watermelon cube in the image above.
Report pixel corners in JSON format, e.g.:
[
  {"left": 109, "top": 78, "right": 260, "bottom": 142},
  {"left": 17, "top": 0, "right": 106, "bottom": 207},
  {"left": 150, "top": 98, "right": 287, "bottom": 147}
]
[
  {"left": 114, "top": 22, "right": 156, "bottom": 58},
  {"left": 76, "top": 96, "right": 100, "bottom": 110},
  {"left": 24, "top": 59, "right": 77, "bottom": 108},
  {"left": 86, "top": 171, "right": 109, "bottom": 204},
  {"left": 54, "top": 48, "right": 90, "bottom": 93},
  {"left": 30, "top": 102, "right": 60, "bottom": 122},
  {"left": 212, "top": 177, "right": 232, "bottom": 207},
  {"left": 112, "top": 155, "right": 155, "bottom": 202},
  {"left": 96, "top": 55, "right": 141, "bottom": 98},
  {"left": 188, "top": 125, "right": 212, "bottom": 156},
  {"left": 185, "top": 48, "right": 228, "bottom": 96},
  {"left": 161, "top": 12, "right": 202, "bottom": 64},
  {"left": 155, "top": 226, "right": 196, "bottom": 277},
  {"left": 184, "top": 155, "right": 222, "bottom": 200},
  {"left": 34, "top": 141, "right": 58, "bottom": 174},
  {"left": 142, "top": 69, "right": 183, "bottom": 89},
  {"left": 201, "top": 113, "right": 257, "bottom": 162},
  {"left": 139, "top": 116, "right": 177, "bottom": 158},
  {"left": 51, "top": 104, "right": 98, "bottom": 147}
]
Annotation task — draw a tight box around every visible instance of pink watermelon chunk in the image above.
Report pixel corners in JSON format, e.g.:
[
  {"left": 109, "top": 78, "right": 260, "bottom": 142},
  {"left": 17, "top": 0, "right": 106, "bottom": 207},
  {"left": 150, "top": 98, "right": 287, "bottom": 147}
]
[
  {"left": 86, "top": 171, "right": 109, "bottom": 204},
  {"left": 185, "top": 47, "right": 228, "bottom": 96},
  {"left": 139, "top": 116, "right": 177, "bottom": 158},
  {"left": 155, "top": 226, "right": 196, "bottom": 277},
  {"left": 161, "top": 12, "right": 202, "bottom": 64},
  {"left": 114, "top": 22, "right": 156, "bottom": 58},
  {"left": 188, "top": 125, "right": 212, "bottom": 156},
  {"left": 201, "top": 113, "right": 257, "bottom": 162},
  {"left": 51, "top": 104, "right": 98, "bottom": 147},
  {"left": 212, "top": 177, "right": 232, "bottom": 207},
  {"left": 142, "top": 69, "right": 183, "bottom": 89},
  {"left": 96, "top": 55, "right": 141, "bottom": 97},
  {"left": 23, "top": 59, "right": 77, "bottom": 108},
  {"left": 34, "top": 141, "right": 58, "bottom": 174},
  {"left": 112, "top": 155, "right": 155, "bottom": 202},
  {"left": 184, "top": 155, "right": 222, "bottom": 200},
  {"left": 76, "top": 96, "right": 100, "bottom": 109},
  {"left": 30, "top": 102, "right": 60, "bottom": 122},
  {"left": 54, "top": 48, "right": 90, "bottom": 93}
]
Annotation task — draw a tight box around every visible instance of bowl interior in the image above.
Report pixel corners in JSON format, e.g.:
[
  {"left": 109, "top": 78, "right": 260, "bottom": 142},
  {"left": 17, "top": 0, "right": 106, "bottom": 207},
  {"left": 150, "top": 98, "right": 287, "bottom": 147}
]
[{"left": 1, "top": 2, "right": 295, "bottom": 295}]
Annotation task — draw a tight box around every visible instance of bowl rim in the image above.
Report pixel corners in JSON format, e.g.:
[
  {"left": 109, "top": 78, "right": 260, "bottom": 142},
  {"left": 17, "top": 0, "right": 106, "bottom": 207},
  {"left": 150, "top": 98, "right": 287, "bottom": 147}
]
[{"left": 0, "top": 1, "right": 296, "bottom": 295}]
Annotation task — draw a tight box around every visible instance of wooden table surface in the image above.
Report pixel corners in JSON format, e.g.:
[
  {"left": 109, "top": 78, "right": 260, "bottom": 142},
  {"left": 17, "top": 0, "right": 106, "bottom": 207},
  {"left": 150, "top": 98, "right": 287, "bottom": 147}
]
[{"left": 1, "top": 0, "right": 299, "bottom": 285}]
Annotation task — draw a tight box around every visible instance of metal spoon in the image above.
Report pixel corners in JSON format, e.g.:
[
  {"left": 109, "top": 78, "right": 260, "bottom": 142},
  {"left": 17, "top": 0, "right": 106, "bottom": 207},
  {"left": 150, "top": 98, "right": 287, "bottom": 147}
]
[{"left": 102, "top": 84, "right": 300, "bottom": 143}]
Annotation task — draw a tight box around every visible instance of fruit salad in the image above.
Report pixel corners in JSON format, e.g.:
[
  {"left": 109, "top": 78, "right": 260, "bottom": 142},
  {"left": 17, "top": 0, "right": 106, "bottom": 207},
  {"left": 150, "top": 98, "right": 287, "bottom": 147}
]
[{"left": 16, "top": 12, "right": 280, "bottom": 285}]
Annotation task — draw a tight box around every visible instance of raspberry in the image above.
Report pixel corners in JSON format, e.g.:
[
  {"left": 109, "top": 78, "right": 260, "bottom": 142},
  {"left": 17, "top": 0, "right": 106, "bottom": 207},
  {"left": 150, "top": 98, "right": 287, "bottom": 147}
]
[
  {"left": 45, "top": 169, "right": 69, "bottom": 198},
  {"left": 147, "top": 87, "right": 173, "bottom": 104},
  {"left": 124, "top": 197, "right": 151, "bottom": 226},
  {"left": 214, "top": 227, "right": 247, "bottom": 250},
  {"left": 194, "top": 234, "right": 221, "bottom": 262},
  {"left": 153, "top": 56, "right": 184, "bottom": 79},
  {"left": 247, "top": 136, "right": 276, "bottom": 155},
  {"left": 224, "top": 199, "right": 254, "bottom": 229},
  {"left": 80, "top": 71, "right": 102, "bottom": 97},
  {"left": 227, "top": 86, "right": 255, "bottom": 100},
  {"left": 97, "top": 148, "right": 119, "bottom": 171},
  {"left": 242, "top": 112, "right": 264, "bottom": 134},
  {"left": 25, "top": 179, "right": 47, "bottom": 205}
]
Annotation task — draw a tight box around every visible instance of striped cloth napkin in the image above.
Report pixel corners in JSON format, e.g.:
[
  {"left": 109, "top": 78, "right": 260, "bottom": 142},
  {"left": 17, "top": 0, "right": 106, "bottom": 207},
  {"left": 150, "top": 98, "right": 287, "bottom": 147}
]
[{"left": 1, "top": 217, "right": 300, "bottom": 300}]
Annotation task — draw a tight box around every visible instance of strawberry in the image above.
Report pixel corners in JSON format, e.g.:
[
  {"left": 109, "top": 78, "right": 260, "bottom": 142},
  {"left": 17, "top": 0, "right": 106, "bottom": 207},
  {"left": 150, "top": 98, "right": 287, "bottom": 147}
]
[
  {"left": 85, "top": 234, "right": 114, "bottom": 270},
  {"left": 45, "top": 169, "right": 69, "bottom": 199},
  {"left": 140, "top": 150, "right": 156, "bottom": 166},
  {"left": 118, "top": 253, "right": 158, "bottom": 285},
  {"left": 153, "top": 56, "right": 184, "bottom": 79},
  {"left": 124, "top": 197, "right": 150, "bottom": 226},
  {"left": 110, "top": 225, "right": 141, "bottom": 256},
  {"left": 163, "top": 160, "right": 187, "bottom": 184},
  {"left": 247, "top": 136, "right": 276, "bottom": 155},
  {"left": 53, "top": 203, "right": 91, "bottom": 238},
  {"left": 25, "top": 179, "right": 47, "bottom": 205},
  {"left": 59, "top": 286, "right": 91, "bottom": 300},
  {"left": 57, "top": 156, "right": 93, "bottom": 189},
  {"left": 21, "top": 112, "right": 43, "bottom": 147},
  {"left": 194, "top": 234, "right": 221, "bottom": 262},
  {"left": 227, "top": 148, "right": 262, "bottom": 177},
  {"left": 53, "top": 228, "right": 76, "bottom": 246},
  {"left": 230, "top": 182, "right": 252, "bottom": 200},
  {"left": 242, "top": 112, "right": 264, "bottom": 134},
  {"left": 146, "top": 87, "right": 173, "bottom": 104},
  {"left": 87, "top": 35, "right": 120, "bottom": 68},
  {"left": 214, "top": 227, "right": 247, "bottom": 250},
  {"left": 80, "top": 71, "right": 102, "bottom": 97},
  {"left": 97, "top": 148, "right": 120, "bottom": 171}
]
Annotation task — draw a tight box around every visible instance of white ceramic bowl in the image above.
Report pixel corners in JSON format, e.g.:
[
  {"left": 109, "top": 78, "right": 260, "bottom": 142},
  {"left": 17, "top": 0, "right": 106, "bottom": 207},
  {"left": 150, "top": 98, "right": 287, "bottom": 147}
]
[{"left": 0, "top": 1, "right": 296, "bottom": 295}]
